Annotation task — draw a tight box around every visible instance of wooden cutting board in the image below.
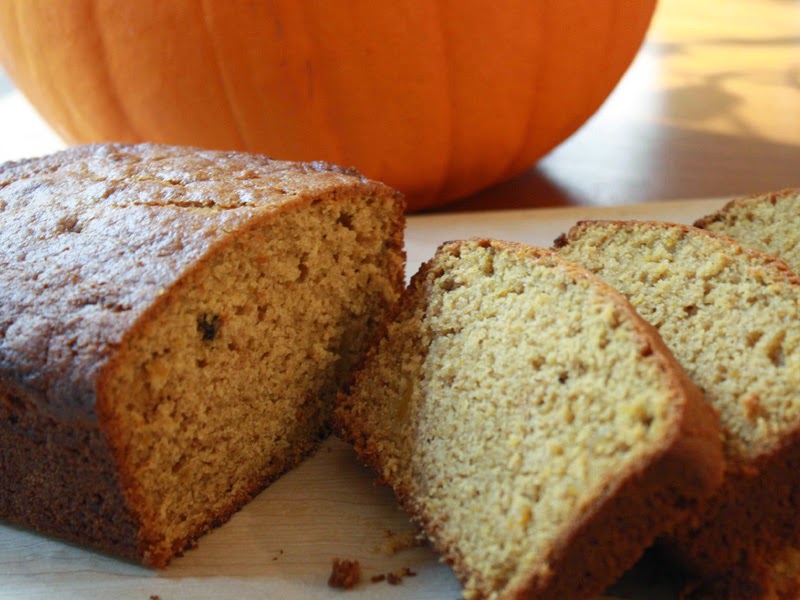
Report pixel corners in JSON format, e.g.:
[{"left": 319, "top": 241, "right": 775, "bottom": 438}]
[{"left": 0, "top": 198, "right": 728, "bottom": 600}]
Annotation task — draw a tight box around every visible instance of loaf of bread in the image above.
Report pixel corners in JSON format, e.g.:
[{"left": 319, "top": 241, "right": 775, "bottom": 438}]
[
  {"left": 0, "top": 143, "right": 405, "bottom": 567},
  {"left": 335, "top": 239, "right": 723, "bottom": 600},
  {"left": 555, "top": 221, "right": 800, "bottom": 598}
]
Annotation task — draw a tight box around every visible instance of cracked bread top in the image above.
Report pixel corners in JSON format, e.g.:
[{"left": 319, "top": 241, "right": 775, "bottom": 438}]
[{"left": 0, "top": 143, "right": 402, "bottom": 422}]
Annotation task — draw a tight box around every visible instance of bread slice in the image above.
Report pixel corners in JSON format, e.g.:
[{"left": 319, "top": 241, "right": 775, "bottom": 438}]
[
  {"left": 335, "top": 239, "right": 723, "bottom": 600},
  {"left": 555, "top": 221, "right": 800, "bottom": 595},
  {"left": 0, "top": 143, "right": 405, "bottom": 567},
  {"left": 693, "top": 191, "right": 800, "bottom": 598},
  {"left": 695, "top": 189, "right": 800, "bottom": 273}
]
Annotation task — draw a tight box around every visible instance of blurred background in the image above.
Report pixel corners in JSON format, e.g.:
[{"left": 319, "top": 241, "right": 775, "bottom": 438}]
[{"left": 1, "top": 0, "right": 798, "bottom": 211}]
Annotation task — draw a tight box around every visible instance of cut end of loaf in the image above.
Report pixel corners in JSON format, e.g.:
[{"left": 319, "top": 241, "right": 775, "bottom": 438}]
[
  {"left": 97, "top": 193, "right": 403, "bottom": 567},
  {"left": 336, "top": 239, "right": 721, "bottom": 600},
  {"left": 557, "top": 218, "right": 800, "bottom": 589},
  {"left": 557, "top": 220, "right": 800, "bottom": 464}
]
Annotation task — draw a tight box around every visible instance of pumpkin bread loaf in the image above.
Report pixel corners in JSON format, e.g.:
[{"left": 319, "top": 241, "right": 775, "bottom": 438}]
[
  {"left": 0, "top": 143, "right": 405, "bottom": 567},
  {"left": 555, "top": 221, "right": 800, "bottom": 598},
  {"left": 335, "top": 239, "right": 723, "bottom": 600}
]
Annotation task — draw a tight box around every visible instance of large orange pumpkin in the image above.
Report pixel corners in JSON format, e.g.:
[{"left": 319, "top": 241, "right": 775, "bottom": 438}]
[{"left": 0, "top": 1, "right": 655, "bottom": 211}]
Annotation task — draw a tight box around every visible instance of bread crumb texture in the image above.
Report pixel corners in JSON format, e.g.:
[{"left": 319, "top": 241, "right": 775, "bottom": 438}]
[
  {"left": 558, "top": 221, "right": 800, "bottom": 463},
  {"left": 337, "top": 239, "right": 713, "bottom": 600},
  {"left": 0, "top": 143, "right": 405, "bottom": 566},
  {"left": 693, "top": 194, "right": 800, "bottom": 597},
  {"left": 697, "top": 190, "right": 800, "bottom": 274},
  {"left": 557, "top": 220, "right": 800, "bottom": 592}
]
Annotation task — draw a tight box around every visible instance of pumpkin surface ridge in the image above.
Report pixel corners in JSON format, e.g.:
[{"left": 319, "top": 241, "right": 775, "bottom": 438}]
[
  {"left": 429, "top": 8, "right": 456, "bottom": 205},
  {"left": 88, "top": 1, "right": 141, "bottom": 142},
  {"left": 0, "top": 0, "right": 657, "bottom": 209},
  {"left": 199, "top": 0, "right": 248, "bottom": 150},
  {"left": 501, "top": 3, "right": 550, "bottom": 183},
  {"left": 15, "top": 3, "right": 79, "bottom": 140}
]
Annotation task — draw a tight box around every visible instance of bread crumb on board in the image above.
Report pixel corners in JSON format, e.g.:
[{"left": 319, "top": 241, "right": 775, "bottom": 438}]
[
  {"left": 375, "top": 528, "right": 424, "bottom": 555},
  {"left": 371, "top": 566, "right": 418, "bottom": 585},
  {"left": 328, "top": 558, "right": 362, "bottom": 590}
]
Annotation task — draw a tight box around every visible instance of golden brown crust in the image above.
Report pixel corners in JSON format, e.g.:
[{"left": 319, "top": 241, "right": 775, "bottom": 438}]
[
  {"left": 336, "top": 238, "right": 724, "bottom": 600},
  {"left": 1, "top": 142, "right": 405, "bottom": 567},
  {"left": 0, "top": 381, "right": 142, "bottom": 561},
  {"left": 0, "top": 142, "right": 402, "bottom": 422},
  {"left": 663, "top": 426, "right": 800, "bottom": 588}
]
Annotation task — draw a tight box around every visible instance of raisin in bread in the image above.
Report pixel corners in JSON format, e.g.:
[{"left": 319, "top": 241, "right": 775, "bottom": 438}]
[
  {"left": 555, "top": 221, "right": 800, "bottom": 597},
  {"left": 335, "top": 239, "right": 723, "bottom": 600},
  {"left": 0, "top": 143, "right": 405, "bottom": 567}
]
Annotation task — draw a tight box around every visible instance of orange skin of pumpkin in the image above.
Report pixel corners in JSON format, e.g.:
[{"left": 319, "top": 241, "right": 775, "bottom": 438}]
[{"left": 0, "top": 1, "right": 656, "bottom": 211}]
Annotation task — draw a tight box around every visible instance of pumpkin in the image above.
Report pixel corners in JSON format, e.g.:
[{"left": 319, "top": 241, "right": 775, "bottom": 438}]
[{"left": 0, "top": 1, "right": 656, "bottom": 211}]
